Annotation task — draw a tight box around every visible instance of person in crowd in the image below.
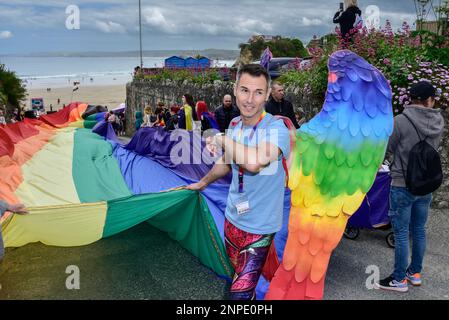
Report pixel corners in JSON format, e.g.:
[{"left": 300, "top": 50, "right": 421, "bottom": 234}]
[
  {"left": 333, "top": 0, "right": 362, "bottom": 42},
  {"left": 178, "top": 94, "right": 195, "bottom": 130},
  {"left": 154, "top": 106, "right": 166, "bottom": 127},
  {"left": 195, "top": 101, "right": 219, "bottom": 132},
  {"left": 134, "top": 66, "right": 142, "bottom": 77},
  {"left": 165, "top": 105, "right": 180, "bottom": 131},
  {"left": 376, "top": 81, "right": 445, "bottom": 292},
  {"left": 186, "top": 64, "right": 290, "bottom": 300},
  {"left": 118, "top": 112, "right": 126, "bottom": 136},
  {"left": 0, "top": 109, "right": 6, "bottom": 125},
  {"left": 10, "top": 108, "right": 23, "bottom": 123},
  {"left": 156, "top": 101, "right": 170, "bottom": 124},
  {"left": 142, "top": 106, "right": 155, "bottom": 128},
  {"left": 106, "top": 111, "right": 120, "bottom": 134},
  {"left": 214, "top": 94, "right": 240, "bottom": 133},
  {"left": 265, "top": 81, "right": 300, "bottom": 129},
  {"left": 135, "top": 111, "right": 143, "bottom": 131}
]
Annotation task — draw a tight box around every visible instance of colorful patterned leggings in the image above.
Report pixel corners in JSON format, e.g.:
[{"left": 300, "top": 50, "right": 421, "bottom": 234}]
[{"left": 224, "top": 219, "right": 274, "bottom": 300}]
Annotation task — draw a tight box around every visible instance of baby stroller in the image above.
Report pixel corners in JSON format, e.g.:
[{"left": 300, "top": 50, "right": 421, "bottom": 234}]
[{"left": 344, "top": 171, "right": 395, "bottom": 248}]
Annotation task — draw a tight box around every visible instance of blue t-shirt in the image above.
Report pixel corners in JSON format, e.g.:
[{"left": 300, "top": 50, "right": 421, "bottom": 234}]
[{"left": 225, "top": 113, "right": 290, "bottom": 234}]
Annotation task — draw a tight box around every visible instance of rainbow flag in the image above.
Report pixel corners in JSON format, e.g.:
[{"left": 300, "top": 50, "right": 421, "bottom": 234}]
[{"left": 0, "top": 102, "right": 233, "bottom": 279}]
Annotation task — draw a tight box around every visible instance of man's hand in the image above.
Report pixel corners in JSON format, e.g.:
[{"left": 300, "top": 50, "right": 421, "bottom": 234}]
[
  {"left": 7, "top": 203, "right": 28, "bottom": 215},
  {"left": 205, "top": 136, "right": 219, "bottom": 156},
  {"left": 205, "top": 133, "right": 224, "bottom": 157},
  {"left": 185, "top": 181, "right": 207, "bottom": 191}
]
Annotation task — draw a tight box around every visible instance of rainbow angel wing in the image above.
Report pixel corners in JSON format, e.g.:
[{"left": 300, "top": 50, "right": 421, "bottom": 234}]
[{"left": 266, "top": 50, "right": 393, "bottom": 300}]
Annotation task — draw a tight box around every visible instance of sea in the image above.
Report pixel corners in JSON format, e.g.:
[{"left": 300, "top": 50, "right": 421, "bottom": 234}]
[{"left": 0, "top": 56, "right": 236, "bottom": 89}]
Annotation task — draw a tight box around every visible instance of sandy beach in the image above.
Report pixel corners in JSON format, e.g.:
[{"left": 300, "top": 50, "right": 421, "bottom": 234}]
[{"left": 25, "top": 84, "right": 127, "bottom": 111}]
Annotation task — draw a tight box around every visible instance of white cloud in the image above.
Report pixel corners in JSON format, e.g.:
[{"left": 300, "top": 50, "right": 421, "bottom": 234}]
[
  {"left": 0, "top": 30, "right": 12, "bottom": 39},
  {"left": 302, "top": 17, "right": 323, "bottom": 26},
  {"left": 142, "top": 7, "right": 177, "bottom": 34},
  {"left": 95, "top": 21, "right": 126, "bottom": 34}
]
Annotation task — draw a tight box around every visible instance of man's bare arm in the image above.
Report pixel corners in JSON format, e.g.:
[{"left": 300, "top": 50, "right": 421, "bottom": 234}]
[
  {"left": 219, "top": 135, "right": 281, "bottom": 174},
  {"left": 185, "top": 156, "right": 231, "bottom": 191}
]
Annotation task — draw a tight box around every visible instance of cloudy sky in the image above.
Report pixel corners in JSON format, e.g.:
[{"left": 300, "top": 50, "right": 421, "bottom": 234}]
[{"left": 0, "top": 0, "right": 418, "bottom": 55}]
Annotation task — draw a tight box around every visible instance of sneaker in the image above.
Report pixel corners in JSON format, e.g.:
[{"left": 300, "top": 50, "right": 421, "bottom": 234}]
[
  {"left": 406, "top": 272, "right": 422, "bottom": 286},
  {"left": 375, "top": 276, "right": 408, "bottom": 292}
]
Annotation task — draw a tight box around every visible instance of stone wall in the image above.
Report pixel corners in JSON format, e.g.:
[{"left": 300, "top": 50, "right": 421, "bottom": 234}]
[
  {"left": 125, "top": 79, "right": 235, "bottom": 135},
  {"left": 126, "top": 79, "right": 449, "bottom": 208}
]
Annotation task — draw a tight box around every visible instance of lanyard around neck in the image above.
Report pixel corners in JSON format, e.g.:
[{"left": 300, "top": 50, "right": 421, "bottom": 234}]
[
  {"left": 237, "top": 111, "right": 267, "bottom": 193},
  {"left": 237, "top": 111, "right": 266, "bottom": 143}
]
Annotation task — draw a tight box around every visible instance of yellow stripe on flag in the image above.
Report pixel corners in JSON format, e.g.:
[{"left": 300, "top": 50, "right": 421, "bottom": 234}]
[
  {"left": 2, "top": 202, "right": 108, "bottom": 247},
  {"left": 15, "top": 127, "right": 80, "bottom": 206}
]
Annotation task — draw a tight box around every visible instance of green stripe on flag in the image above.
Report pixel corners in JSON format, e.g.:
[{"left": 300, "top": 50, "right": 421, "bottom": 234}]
[
  {"left": 72, "top": 128, "right": 132, "bottom": 203},
  {"left": 83, "top": 113, "right": 101, "bottom": 129},
  {"left": 104, "top": 189, "right": 234, "bottom": 278}
]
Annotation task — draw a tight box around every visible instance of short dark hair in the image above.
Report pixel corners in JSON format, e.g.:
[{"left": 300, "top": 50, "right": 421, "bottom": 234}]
[
  {"left": 271, "top": 80, "right": 283, "bottom": 88},
  {"left": 409, "top": 81, "right": 436, "bottom": 101},
  {"left": 236, "top": 64, "right": 271, "bottom": 89}
]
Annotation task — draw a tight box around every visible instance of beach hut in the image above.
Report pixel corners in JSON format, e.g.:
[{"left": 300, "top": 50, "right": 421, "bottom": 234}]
[
  {"left": 185, "top": 57, "right": 198, "bottom": 69},
  {"left": 164, "top": 56, "right": 185, "bottom": 68},
  {"left": 197, "top": 56, "right": 211, "bottom": 69}
]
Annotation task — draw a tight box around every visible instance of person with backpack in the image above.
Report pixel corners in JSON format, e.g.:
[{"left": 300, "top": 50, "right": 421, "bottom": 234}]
[
  {"left": 376, "top": 81, "right": 445, "bottom": 292},
  {"left": 333, "top": 0, "right": 362, "bottom": 43}
]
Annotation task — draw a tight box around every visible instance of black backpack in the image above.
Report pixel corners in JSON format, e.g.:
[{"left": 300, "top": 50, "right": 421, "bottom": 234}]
[{"left": 399, "top": 113, "right": 443, "bottom": 196}]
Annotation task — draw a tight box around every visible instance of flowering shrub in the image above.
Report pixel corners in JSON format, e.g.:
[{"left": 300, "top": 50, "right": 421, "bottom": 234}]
[
  {"left": 385, "top": 58, "right": 449, "bottom": 113},
  {"left": 137, "top": 67, "right": 223, "bottom": 85},
  {"left": 279, "top": 21, "right": 449, "bottom": 114}
]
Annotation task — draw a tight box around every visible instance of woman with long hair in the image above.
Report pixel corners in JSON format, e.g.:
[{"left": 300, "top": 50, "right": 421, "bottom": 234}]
[
  {"left": 333, "top": 0, "right": 362, "bottom": 42},
  {"left": 195, "top": 101, "right": 219, "bottom": 131},
  {"left": 178, "top": 94, "right": 195, "bottom": 130}
]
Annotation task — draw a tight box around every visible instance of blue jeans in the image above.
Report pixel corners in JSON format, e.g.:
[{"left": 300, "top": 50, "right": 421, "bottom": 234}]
[{"left": 388, "top": 186, "right": 432, "bottom": 281}]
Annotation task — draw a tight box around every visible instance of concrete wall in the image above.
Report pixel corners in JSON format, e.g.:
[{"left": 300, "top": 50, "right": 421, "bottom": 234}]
[{"left": 126, "top": 79, "right": 449, "bottom": 208}]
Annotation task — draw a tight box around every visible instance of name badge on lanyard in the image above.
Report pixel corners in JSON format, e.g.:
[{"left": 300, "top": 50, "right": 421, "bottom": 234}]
[{"left": 234, "top": 112, "right": 266, "bottom": 215}]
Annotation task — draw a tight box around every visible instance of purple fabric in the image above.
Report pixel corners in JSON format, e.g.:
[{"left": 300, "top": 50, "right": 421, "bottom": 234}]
[
  {"left": 202, "top": 113, "right": 220, "bottom": 131},
  {"left": 92, "top": 120, "right": 111, "bottom": 138},
  {"left": 124, "top": 127, "right": 231, "bottom": 184},
  {"left": 347, "top": 172, "right": 391, "bottom": 228},
  {"left": 93, "top": 122, "right": 230, "bottom": 239}
]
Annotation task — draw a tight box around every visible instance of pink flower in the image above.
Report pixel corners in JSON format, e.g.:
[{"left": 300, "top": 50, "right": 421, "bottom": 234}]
[
  {"left": 408, "top": 74, "right": 414, "bottom": 80},
  {"left": 383, "top": 58, "right": 391, "bottom": 65}
]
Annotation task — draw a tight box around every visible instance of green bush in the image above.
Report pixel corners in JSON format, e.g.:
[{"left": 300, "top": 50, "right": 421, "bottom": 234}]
[
  {"left": 238, "top": 36, "right": 309, "bottom": 62},
  {"left": 0, "top": 62, "right": 26, "bottom": 115},
  {"left": 141, "top": 68, "right": 222, "bottom": 86}
]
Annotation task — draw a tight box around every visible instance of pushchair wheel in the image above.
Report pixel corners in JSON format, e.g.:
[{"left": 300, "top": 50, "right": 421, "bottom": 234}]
[
  {"left": 344, "top": 227, "right": 360, "bottom": 240},
  {"left": 386, "top": 232, "right": 395, "bottom": 248}
]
